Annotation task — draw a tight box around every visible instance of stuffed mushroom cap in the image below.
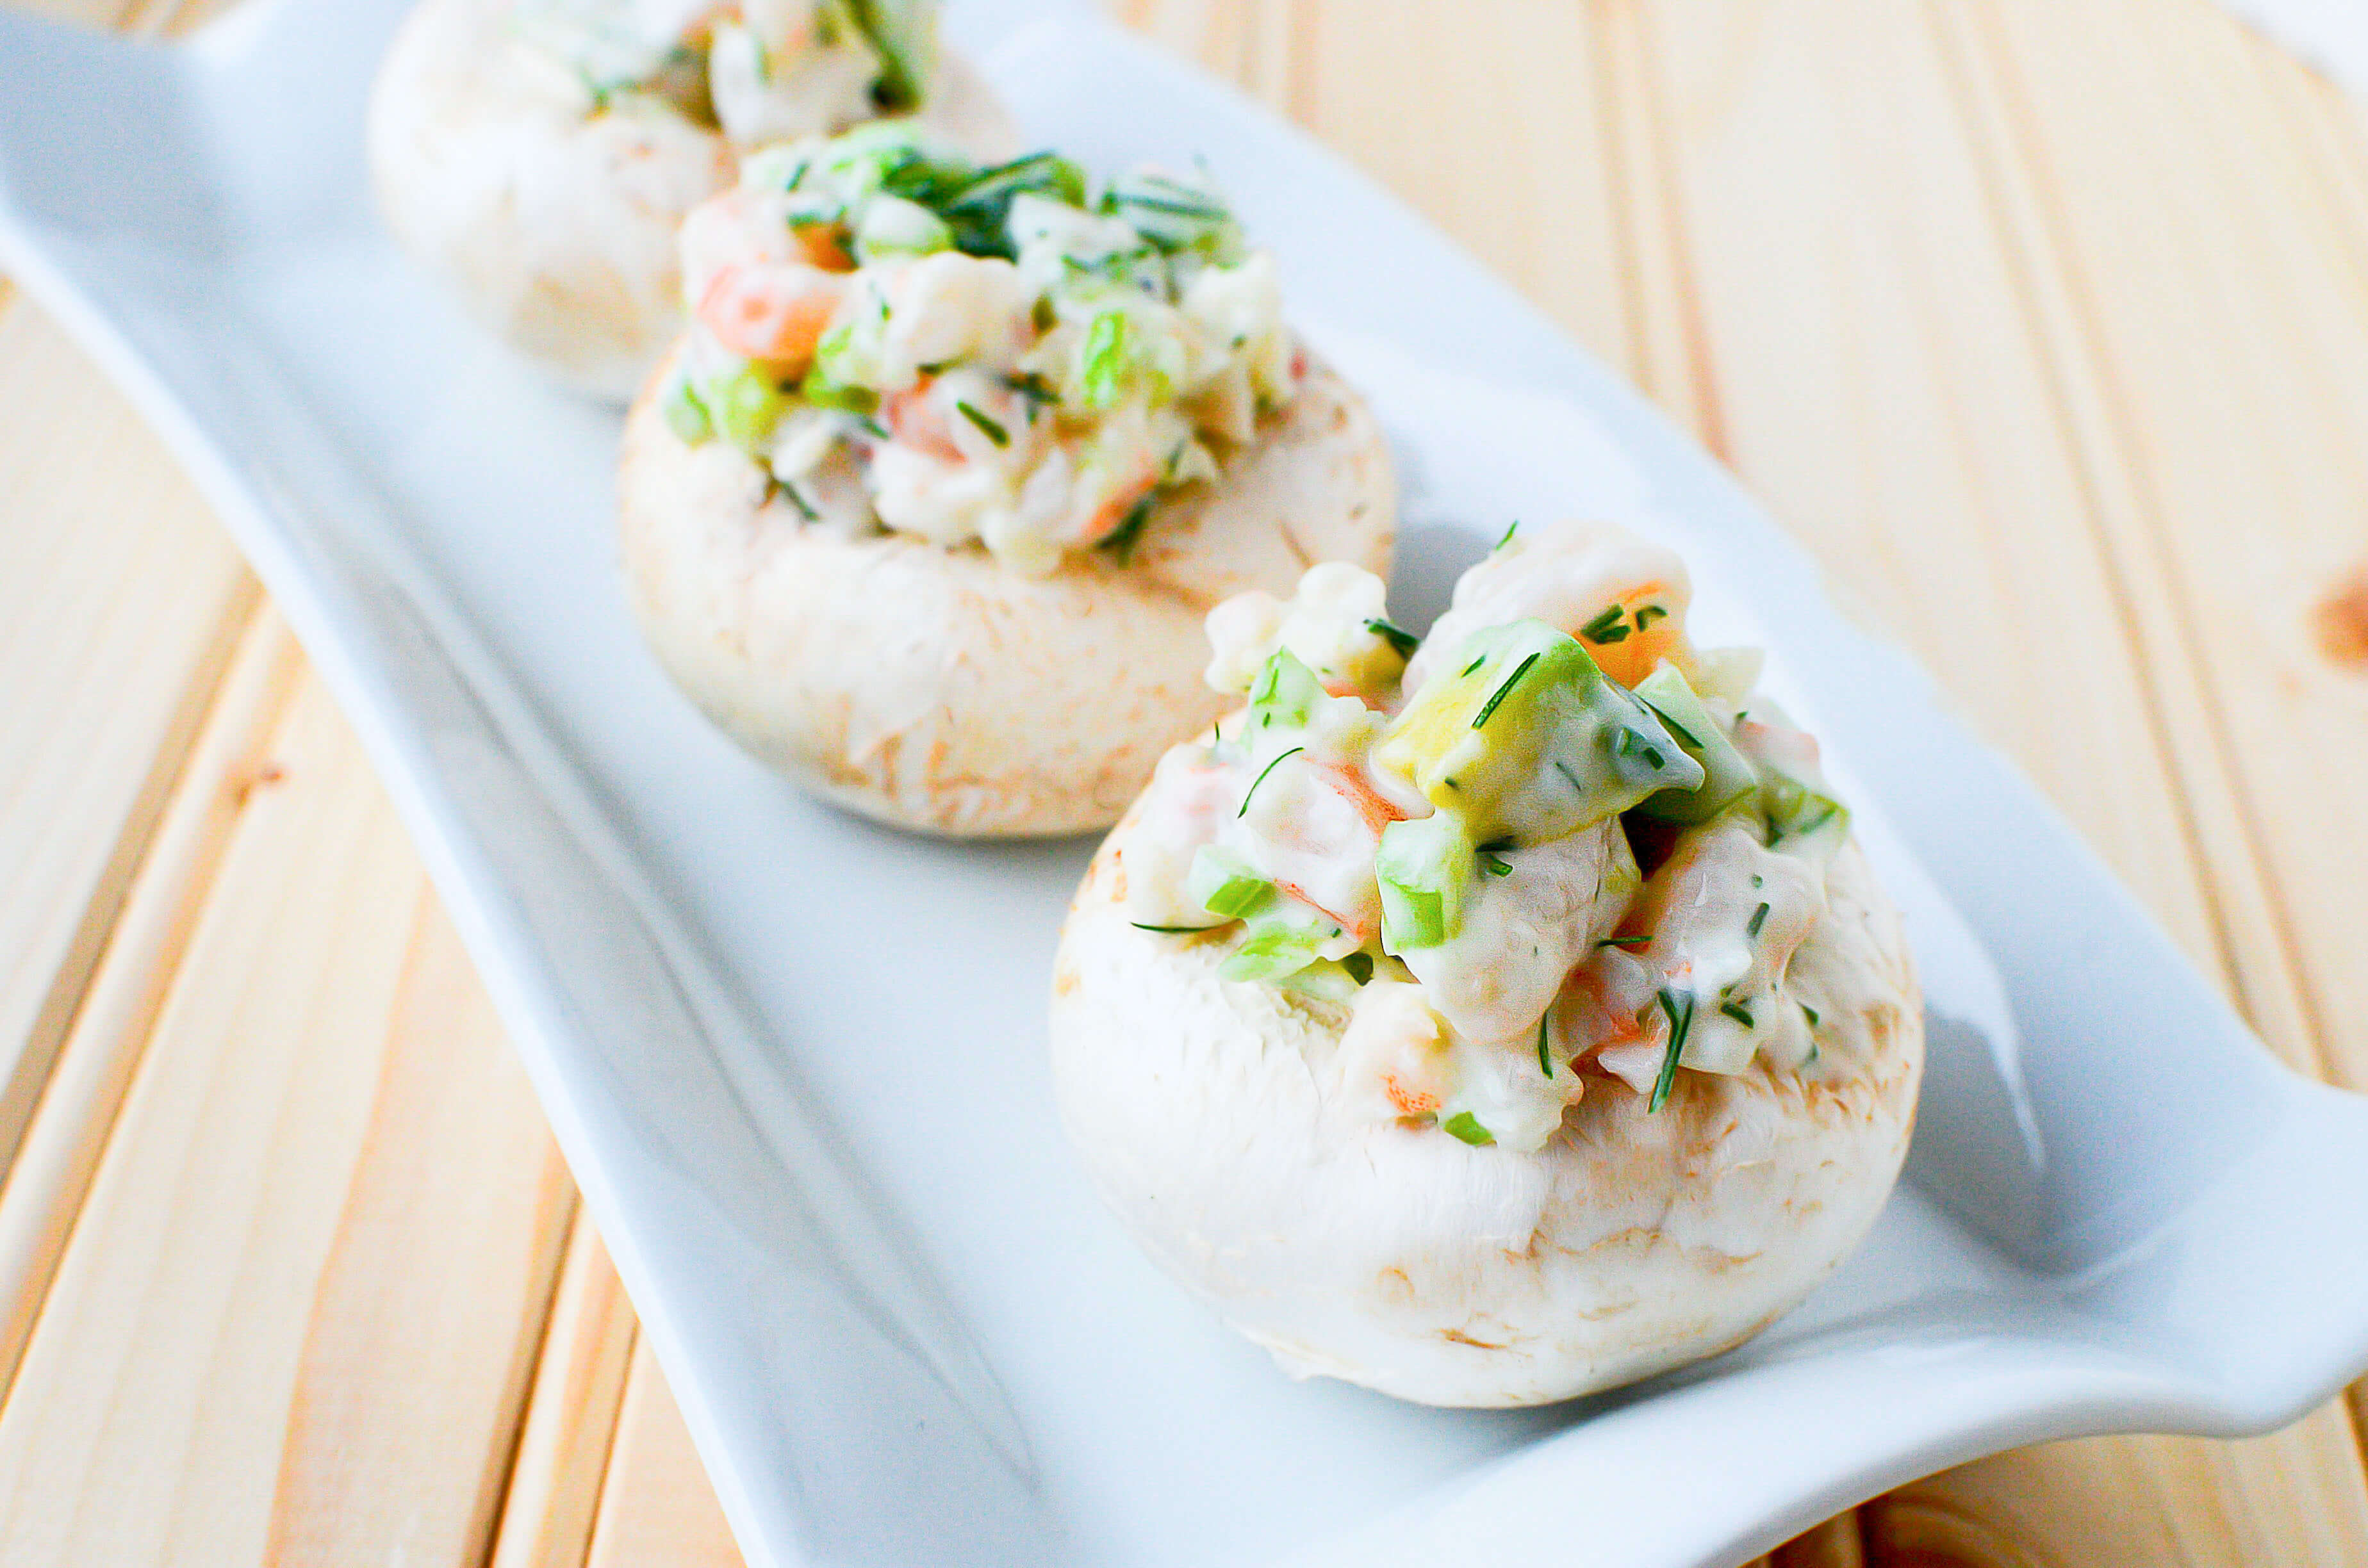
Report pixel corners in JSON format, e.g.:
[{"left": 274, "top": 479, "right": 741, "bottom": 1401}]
[
  {"left": 621, "top": 130, "right": 1397, "bottom": 836},
  {"left": 368, "top": 0, "right": 1015, "bottom": 399},
  {"left": 1048, "top": 521, "right": 1923, "bottom": 1405},
  {"left": 621, "top": 345, "right": 1395, "bottom": 835}
]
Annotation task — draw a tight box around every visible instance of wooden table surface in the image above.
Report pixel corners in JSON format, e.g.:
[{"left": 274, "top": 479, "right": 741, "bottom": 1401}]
[{"left": 4, "top": 0, "right": 2368, "bottom": 1562}]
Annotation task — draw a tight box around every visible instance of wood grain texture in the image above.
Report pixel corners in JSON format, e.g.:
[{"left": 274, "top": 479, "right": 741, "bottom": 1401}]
[
  {"left": 4, "top": 0, "right": 2368, "bottom": 1564},
  {"left": 0, "top": 605, "right": 300, "bottom": 1394},
  {"left": 585, "top": 1339, "right": 744, "bottom": 1568},
  {"left": 489, "top": 1214, "right": 636, "bottom": 1568},
  {"left": 0, "top": 303, "right": 255, "bottom": 1179},
  {"left": 0, "top": 671, "right": 568, "bottom": 1567}
]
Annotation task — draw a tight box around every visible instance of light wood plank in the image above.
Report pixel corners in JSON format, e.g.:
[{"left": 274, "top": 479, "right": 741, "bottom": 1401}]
[
  {"left": 0, "top": 667, "right": 568, "bottom": 1567},
  {"left": 1955, "top": 0, "right": 2368, "bottom": 1086},
  {"left": 1619, "top": 0, "right": 2368, "bottom": 1553},
  {"left": 586, "top": 1339, "right": 744, "bottom": 1568},
  {"left": 1869, "top": 1407, "right": 2368, "bottom": 1567},
  {"left": 0, "top": 302, "right": 256, "bottom": 1179},
  {"left": 0, "top": 606, "right": 300, "bottom": 1395},
  {"left": 489, "top": 1214, "right": 636, "bottom": 1568}
]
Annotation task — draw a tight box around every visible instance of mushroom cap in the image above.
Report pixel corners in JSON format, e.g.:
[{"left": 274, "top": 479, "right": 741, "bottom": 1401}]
[
  {"left": 1049, "top": 797, "right": 1923, "bottom": 1407},
  {"left": 618, "top": 350, "right": 1398, "bottom": 837},
  {"left": 367, "top": 0, "right": 1015, "bottom": 400}
]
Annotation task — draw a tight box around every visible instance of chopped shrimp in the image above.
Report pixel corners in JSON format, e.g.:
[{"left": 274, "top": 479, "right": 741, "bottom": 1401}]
[
  {"left": 882, "top": 379, "right": 962, "bottom": 462},
  {"left": 696, "top": 261, "right": 847, "bottom": 368},
  {"left": 1080, "top": 462, "right": 1159, "bottom": 546},
  {"left": 1404, "top": 521, "right": 1696, "bottom": 695},
  {"left": 1336, "top": 979, "right": 1449, "bottom": 1121},
  {"left": 1245, "top": 757, "right": 1403, "bottom": 943}
]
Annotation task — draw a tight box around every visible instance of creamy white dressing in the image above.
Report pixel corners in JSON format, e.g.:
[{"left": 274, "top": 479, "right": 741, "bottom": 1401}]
[
  {"left": 1130, "top": 530, "right": 1886, "bottom": 1154},
  {"left": 658, "top": 127, "right": 1301, "bottom": 575},
  {"left": 511, "top": 0, "right": 903, "bottom": 135}
]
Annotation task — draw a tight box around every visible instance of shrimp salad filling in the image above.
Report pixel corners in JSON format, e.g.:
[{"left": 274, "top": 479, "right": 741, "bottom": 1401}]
[
  {"left": 657, "top": 124, "right": 1303, "bottom": 575},
  {"left": 1122, "top": 521, "right": 1880, "bottom": 1154},
  {"left": 513, "top": 0, "right": 936, "bottom": 142}
]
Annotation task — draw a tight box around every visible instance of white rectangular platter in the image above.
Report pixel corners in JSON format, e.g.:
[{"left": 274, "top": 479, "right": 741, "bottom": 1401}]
[{"left": 4, "top": 2, "right": 2368, "bottom": 1564}]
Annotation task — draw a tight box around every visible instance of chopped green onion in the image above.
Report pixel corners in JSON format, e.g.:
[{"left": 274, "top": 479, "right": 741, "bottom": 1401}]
[
  {"left": 1746, "top": 902, "right": 1770, "bottom": 939},
  {"left": 955, "top": 400, "right": 1008, "bottom": 447},
  {"left": 1634, "top": 604, "right": 1668, "bottom": 629},
  {"left": 1099, "top": 491, "right": 1156, "bottom": 565},
  {"left": 1615, "top": 728, "right": 1666, "bottom": 770},
  {"left": 1237, "top": 746, "right": 1305, "bottom": 818},
  {"left": 1720, "top": 1000, "right": 1755, "bottom": 1027},
  {"left": 765, "top": 476, "right": 819, "bottom": 522},
  {"left": 1131, "top": 922, "right": 1223, "bottom": 934},
  {"left": 1344, "top": 952, "right": 1374, "bottom": 986},
  {"left": 1481, "top": 852, "right": 1513, "bottom": 878},
  {"left": 1650, "top": 988, "right": 1692, "bottom": 1113},
  {"left": 1802, "top": 1002, "right": 1821, "bottom": 1028},
  {"left": 1365, "top": 617, "right": 1419, "bottom": 657},
  {"left": 1579, "top": 604, "right": 1629, "bottom": 644},
  {"left": 1442, "top": 1111, "right": 1495, "bottom": 1147},
  {"left": 1494, "top": 520, "right": 1520, "bottom": 551},
  {"left": 1537, "top": 1012, "right": 1554, "bottom": 1078},
  {"left": 1470, "top": 651, "right": 1541, "bottom": 730},
  {"left": 1599, "top": 933, "right": 1650, "bottom": 949}
]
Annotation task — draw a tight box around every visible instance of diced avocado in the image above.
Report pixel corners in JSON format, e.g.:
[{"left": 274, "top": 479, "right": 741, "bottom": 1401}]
[
  {"left": 1372, "top": 619, "right": 1703, "bottom": 844},
  {"left": 1186, "top": 845, "right": 1272, "bottom": 921},
  {"left": 1631, "top": 661, "right": 1759, "bottom": 824},
  {"left": 1246, "top": 648, "right": 1324, "bottom": 735},
  {"left": 1375, "top": 810, "right": 1474, "bottom": 951}
]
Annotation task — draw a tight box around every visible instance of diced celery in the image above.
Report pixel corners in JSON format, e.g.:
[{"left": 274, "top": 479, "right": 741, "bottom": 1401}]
[
  {"left": 1218, "top": 913, "right": 1335, "bottom": 983},
  {"left": 1080, "top": 309, "right": 1135, "bottom": 410},
  {"left": 707, "top": 364, "right": 790, "bottom": 452},
  {"left": 1376, "top": 811, "right": 1473, "bottom": 951},
  {"left": 1440, "top": 1111, "right": 1495, "bottom": 1147},
  {"left": 1631, "top": 662, "right": 1759, "bottom": 824},
  {"left": 1186, "top": 845, "right": 1272, "bottom": 920},
  {"left": 1246, "top": 648, "right": 1324, "bottom": 735},
  {"left": 1760, "top": 767, "right": 1850, "bottom": 858},
  {"left": 661, "top": 375, "right": 712, "bottom": 444},
  {"left": 798, "top": 331, "right": 880, "bottom": 416}
]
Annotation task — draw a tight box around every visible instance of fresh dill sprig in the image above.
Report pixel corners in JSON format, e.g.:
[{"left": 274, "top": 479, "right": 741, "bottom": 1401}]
[
  {"left": 1237, "top": 746, "right": 1305, "bottom": 818},
  {"left": 1650, "top": 988, "right": 1693, "bottom": 1113},
  {"left": 955, "top": 400, "right": 1009, "bottom": 447},
  {"left": 1470, "top": 651, "right": 1541, "bottom": 730}
]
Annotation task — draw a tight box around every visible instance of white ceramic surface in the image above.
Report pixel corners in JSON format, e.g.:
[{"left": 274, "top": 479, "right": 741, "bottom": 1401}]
[{"left": 3, "top": 4, "right": 2366, "bottom": 1565}]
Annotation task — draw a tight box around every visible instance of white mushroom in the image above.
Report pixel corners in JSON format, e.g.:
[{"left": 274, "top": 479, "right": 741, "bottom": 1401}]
[
  {"left": 367, "top": 0, "right": 1015, "bottom": 399},
  {"left": 1046, "top": 525, "right": 1923, "bottom": 1405},
  {"left": 620, "top": 347, "right": 1395, "bottom": 835}
]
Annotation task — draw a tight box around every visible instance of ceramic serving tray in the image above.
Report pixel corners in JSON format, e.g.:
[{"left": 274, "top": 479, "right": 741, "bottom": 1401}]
[{"left": 5, "top": 2, "right": 2367, "bottom": 1564}]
